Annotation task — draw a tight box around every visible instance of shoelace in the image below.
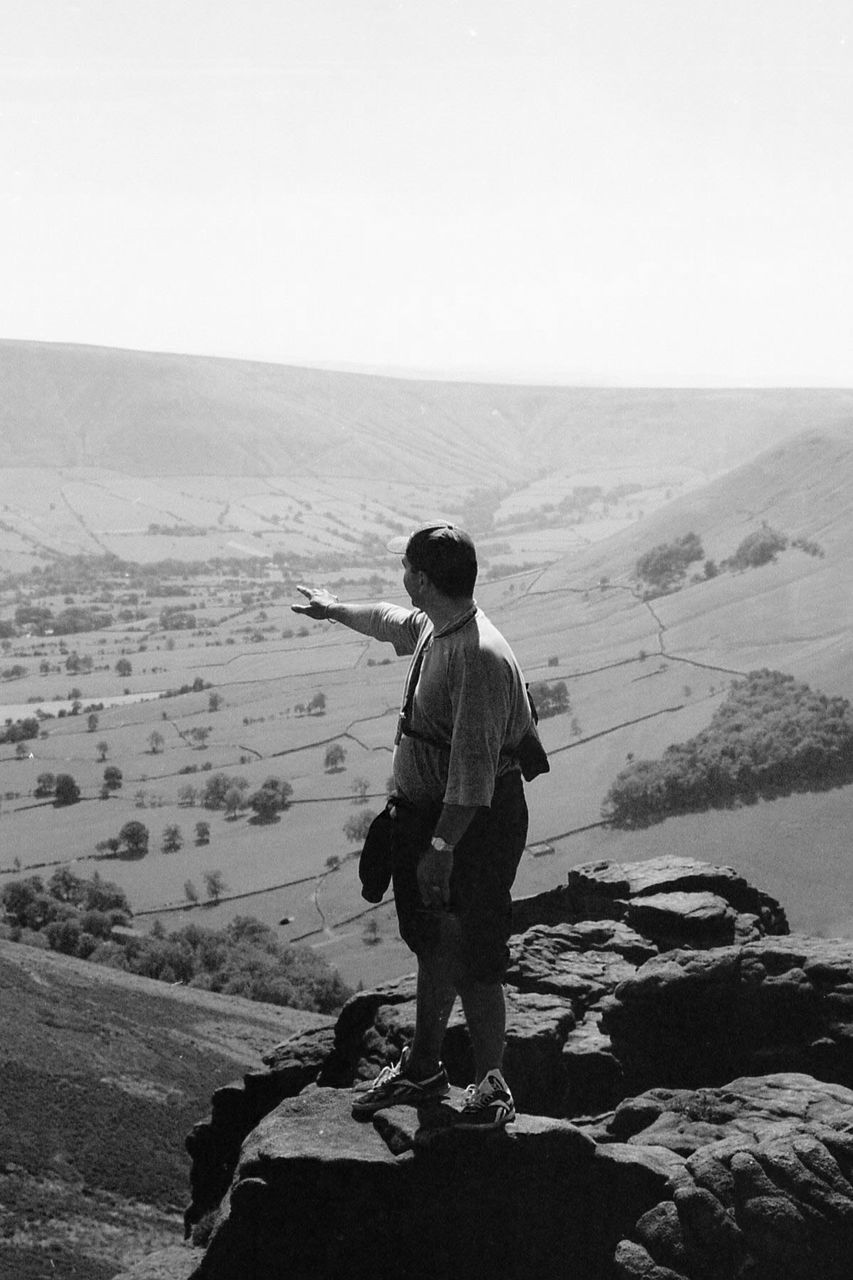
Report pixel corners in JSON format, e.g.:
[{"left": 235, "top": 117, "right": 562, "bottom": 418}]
[{"left": 368, "top": 1058, "right": 403, "bottom": 1090}]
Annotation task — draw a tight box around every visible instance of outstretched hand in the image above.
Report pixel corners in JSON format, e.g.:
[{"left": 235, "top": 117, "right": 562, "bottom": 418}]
[{"left": 291, "top": 585, "right": 339, "bottom": 618}]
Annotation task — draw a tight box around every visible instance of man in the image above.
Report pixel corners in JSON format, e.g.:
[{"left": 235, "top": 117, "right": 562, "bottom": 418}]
[{"left": 293, "top": 521, "right": 533, "bottom": 1129}]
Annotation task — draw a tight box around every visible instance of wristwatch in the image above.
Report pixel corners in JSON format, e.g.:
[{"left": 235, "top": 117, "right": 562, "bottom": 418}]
[{"left": 430, "top": 836, "right": 455, "bottom": 854}]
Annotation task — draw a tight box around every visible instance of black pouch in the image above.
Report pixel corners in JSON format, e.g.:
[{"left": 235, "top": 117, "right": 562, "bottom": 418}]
[
  {"left": 515, "top": 722, "right": 550, "bottom": 781},
  {"left": 358, "top": 803, "right": 396, "bottom": 903},
  {"left": 513, "top": 685, "right": 550, "bottom": 782}
]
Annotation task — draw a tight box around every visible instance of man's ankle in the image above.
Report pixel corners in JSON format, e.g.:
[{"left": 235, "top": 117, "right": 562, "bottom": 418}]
[{"left": 405, "top": 1052, "right": 441, "bottom": 1080}]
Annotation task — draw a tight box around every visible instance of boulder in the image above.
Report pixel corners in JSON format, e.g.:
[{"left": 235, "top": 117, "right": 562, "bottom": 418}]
[
  {"left": 561, "top": 856, "right": 789, "bottom": 937},
  {"left": 601, "top": 1073, "right": 853, "bottom": 1280},
  {"left": 601, "top": 935, "right": 853, "bottom": 1094}
]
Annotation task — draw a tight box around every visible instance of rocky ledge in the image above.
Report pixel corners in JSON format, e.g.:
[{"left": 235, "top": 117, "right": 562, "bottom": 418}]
[{"left": 116, "top": 856, "right": 853, "bottom": 1280}]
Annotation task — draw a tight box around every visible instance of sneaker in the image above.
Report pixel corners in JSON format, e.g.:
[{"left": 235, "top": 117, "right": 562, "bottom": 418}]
[
  {"left": 454, "top": 1069, "right": 516, "bottom": 1130},
  {"left": 351, "top": 1046, "right": 450, "bottom": 1120}
]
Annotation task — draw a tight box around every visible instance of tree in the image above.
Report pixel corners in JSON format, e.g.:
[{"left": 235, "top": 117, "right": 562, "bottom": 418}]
[
  {"left": 87, "top": 713, "right": 99, "bottom": 733},
  {"left": 351, "top": 777, "right": 369, "bottom": 804},
  {"left": 529, "top": 680, "right": 570, "bottom": 720},
  {"left": 115, "top": 657, "right": 133, "bottom": 678},
  {"left": 34, "top": 771, "right": 56, "bottom": 798},
  {"left": 54, "top": 773, "right": 81, "bottom": 805},
  {"left": 148, "top": 730, "right": 165, "bottom": 754},
  {"left": 178, "top": 783, "right": 198, "bottom": 807},
  {"left": 118, "top": 820, "right": 149, "bottom": 857},
  {"left": 636, "top": 532, "right": 705, "bottom": 594},
  {"left": 324, "top": 743, "right": 347, "bottom": 772},
  {"left": 201, "top": 772, "right": 232, "bottom": 809},
  {"left": 203, "top": 869, "right": 226, "bottom": 903},
  {"left": 344, "top": 809, "right": 377, "bottom": 845},
  {"left": 208, "top": 691, "right": 223, "bottom": 712},
  {"left": 184, "top": 880, "right": 199, "bottom": 905},
  {"left": 1, "top": 876, "right": 45, "bottom": 926},
  {"left": 725, "top": 525, "right": 788, "bottom": 571},
  {"left": 224, "top": 786, "right": 245, "bottom": 819},
  {"left": 96, "top": 740, "right": 109, "bottom": 761},
  {"left": 161, "top": 824, "right": 183, "bottom": 854},
  {"left": 194, "top": 820, "right": 210, "bottom": 845},
  {"left": 103, "top": 765, "right": 123, "bottom": 792},
  {"left": 47, "top": 866, "right": 85, "bottom": 904},
  {"left": 248, "top": 778, "right": 293, "bottom": 822},
  {"left": 308, "top": 691, "right": 327, "bottom": 714},
  {"left": 190, "top": 726, "right": 212, "bottom": 748},
  {"left": 362, "top": 918, "right": 382, "bottom": 946}
]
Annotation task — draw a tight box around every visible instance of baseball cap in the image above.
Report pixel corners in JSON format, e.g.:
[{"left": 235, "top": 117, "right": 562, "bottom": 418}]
[{"left": 387, "top": 521, "right": 478, "bottom": 593}]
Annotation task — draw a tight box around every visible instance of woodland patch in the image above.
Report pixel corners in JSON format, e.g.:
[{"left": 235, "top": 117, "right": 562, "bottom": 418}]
[{"left": 602, "top": 668, "right": 853, "bottom": 827}]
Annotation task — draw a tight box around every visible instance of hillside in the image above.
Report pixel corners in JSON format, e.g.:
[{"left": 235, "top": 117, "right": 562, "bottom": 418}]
[
  {"left": 0, "top": 938, "right": 328, "bottom": 1280},
  {"left": 2, "top": 340, "right": 852, "bottom": 484},
  {"left": 534, "top": 426, "right": 853, "bottom": 588}
]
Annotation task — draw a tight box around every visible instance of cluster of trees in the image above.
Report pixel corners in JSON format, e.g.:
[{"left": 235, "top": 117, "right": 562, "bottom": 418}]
[
  {"left": 634, "top": 524, "right": 825, "bottom": 599},
  {"left": 9, "top": 602, "right": 114, "bottom": 635},
  {"left": 97, "top": 819, "right": 151, "bottom": 857},
  {"left": 294, "top": 691, "right": 327, "bottom": 716},
  {"left": 177, "top": 770, "right": 294, "bottom": 821},
  {"left": 0, "top": 873, "right": 350, "bottom": 1013},
  {"left": 34, "top": 771, "right": 94, "bottom": 804},
  {"left": 722, "top": 524, "right": 788, "bottom": 571},
  {"left": 1, "top": 716, "right": 39, "bottom": 745},
  {"left": 528, "top": 679, "right": 571, "bottom": 720},
  {"left": 603, "top": 668, "right": 853, "bottom": 827},
  {"left": 1, "top": 868, "right": 132, "bottom": 952},
  {"left": 635, "top": 532, "right": 705, "bottom": 595},
  {"left": 721, "top": 525, "right": 824, "bottom": 573},
  {"left": 159, "top": 605, "right": 197, "bottom": 630}
]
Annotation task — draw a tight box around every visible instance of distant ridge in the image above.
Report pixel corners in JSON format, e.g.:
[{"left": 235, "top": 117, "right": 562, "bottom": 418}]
[
  {"left": 536, "top": 425, "right": 853, "bottom": 593},
  {"left": 2, "top": 339, "right": 852, "bottom": 483}
]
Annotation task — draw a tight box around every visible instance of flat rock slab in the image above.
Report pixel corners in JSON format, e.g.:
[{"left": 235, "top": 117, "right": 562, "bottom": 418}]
[
  {"left": 566, "top": 856, "right": 788, "bottom": 935},
  {"left": 192, "top": 1085, "right": 605, "bottom": 1280}
]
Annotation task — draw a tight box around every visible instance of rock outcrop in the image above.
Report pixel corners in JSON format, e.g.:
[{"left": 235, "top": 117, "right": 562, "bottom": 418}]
[
  {"left": 599, "top": 1072, "right": 853, "bottom": 1280},
  {"left": 116, "top": 856, "right": 853, "bottom": 1280}
]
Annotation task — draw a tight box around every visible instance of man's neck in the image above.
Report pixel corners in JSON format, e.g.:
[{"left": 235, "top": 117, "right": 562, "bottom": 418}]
[{"left": 424, "top": 595, "right": 476, "bottom": 633}]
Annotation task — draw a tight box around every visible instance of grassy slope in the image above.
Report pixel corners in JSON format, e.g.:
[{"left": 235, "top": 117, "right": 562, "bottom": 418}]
[
  {"left": 2, "top": 340, "right": 852, "bottom": 483},
  {"left": 0, "top": 939, "right": 328, "bottom": 1280}
]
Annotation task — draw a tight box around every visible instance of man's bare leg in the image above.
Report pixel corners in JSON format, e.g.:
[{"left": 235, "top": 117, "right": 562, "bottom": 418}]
[
  {"left": 457, "top": 979, "right": 507, "bottom": 1083},
  {"left": 407, "top": 913, "right": 462, "bottom": 1077}
]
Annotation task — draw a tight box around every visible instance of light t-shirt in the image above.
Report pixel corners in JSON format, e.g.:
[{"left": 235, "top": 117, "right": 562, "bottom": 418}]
[{"left": 366, "top": 602, "right": 532, "bottom": 809}]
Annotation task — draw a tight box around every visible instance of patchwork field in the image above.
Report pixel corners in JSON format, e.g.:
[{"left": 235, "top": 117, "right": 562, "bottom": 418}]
[{"left": 3, "top": 493, "right": 852, "bottom": 993}]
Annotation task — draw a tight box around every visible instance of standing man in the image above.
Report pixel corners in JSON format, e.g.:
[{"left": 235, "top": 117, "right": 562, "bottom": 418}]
[{"left": 293, "top": 521, "right": 533, "bottom": 1129}]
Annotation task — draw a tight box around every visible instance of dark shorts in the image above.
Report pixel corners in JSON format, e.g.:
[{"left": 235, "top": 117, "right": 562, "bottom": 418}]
[{"left": 391, "top": 771, "right": 528, "bottom": 984}]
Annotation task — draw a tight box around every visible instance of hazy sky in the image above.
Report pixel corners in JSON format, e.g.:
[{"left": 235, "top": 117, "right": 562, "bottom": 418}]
[{"left": 1, "top": 0, "right": 851, "bottom": 384}]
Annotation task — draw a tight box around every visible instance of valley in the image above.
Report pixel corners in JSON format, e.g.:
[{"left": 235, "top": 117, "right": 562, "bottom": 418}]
[{"left": 1, "top": 345, "right": 852, "bottom": 996}]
